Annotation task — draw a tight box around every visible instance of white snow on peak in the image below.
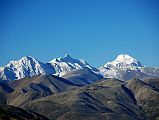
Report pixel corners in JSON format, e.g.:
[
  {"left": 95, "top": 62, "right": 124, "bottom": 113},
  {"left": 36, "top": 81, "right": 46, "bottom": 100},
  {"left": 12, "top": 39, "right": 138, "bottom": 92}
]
[
  {"left": 1, "top": 53, "right": 154, "bottom": 82},
  {"left": 99, "top": 54, "right": 144, "bottom": 80},
  {"left": 103, "top": 54, "right": 143, "bottom": 68},
  {"left": 49, "top": 54, "right": 72, "bottom": 63},
  {"left": 115, "top": 54, "right": 137, "bottom": 63},
  {"left": 0, "top": 56, "right": 47, "bottom": 81},
  {"left": 49, "top": 54, "right": 96, "bottom": 76}
]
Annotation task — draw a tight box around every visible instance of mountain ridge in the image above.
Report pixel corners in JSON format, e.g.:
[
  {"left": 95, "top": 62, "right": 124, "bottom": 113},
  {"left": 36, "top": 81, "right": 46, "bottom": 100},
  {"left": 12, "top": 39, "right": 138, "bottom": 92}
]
[
  {"left": 0, "top": 54, "right": 97, "bottom": 81},
  {"left": 0, "top": 54, "right": 159, "bottom": 81},
  {"left": 99, "top": 54, "right": 159, "bottom": 80}
]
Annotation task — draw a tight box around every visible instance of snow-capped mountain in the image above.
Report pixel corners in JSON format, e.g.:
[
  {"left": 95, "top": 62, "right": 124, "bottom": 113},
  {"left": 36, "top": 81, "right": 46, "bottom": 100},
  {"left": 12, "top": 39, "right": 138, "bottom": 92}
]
[
  {"left": 0, "top": 54, "right": 97, "bottom": 81},
  {"left": 0, "top": 56, "right": 55, "bottom": 81},
  {"left": 0, "top": 53, "right": 158, "bottom": 81},
  {"left": 49, "top": 54, "right": 98, "bottom": 76},
  {"left": 104, "top": 54, "right": 143, "bottom": 68},
  {"left": 99, "top": 54, "right": 159, "bottom": 80}
]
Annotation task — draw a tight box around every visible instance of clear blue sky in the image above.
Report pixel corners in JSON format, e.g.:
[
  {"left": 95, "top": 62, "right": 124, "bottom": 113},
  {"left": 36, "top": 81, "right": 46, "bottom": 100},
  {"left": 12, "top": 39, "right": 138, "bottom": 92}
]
[{"left": 0, "top": 0, "right": 159, "bottom": 67}]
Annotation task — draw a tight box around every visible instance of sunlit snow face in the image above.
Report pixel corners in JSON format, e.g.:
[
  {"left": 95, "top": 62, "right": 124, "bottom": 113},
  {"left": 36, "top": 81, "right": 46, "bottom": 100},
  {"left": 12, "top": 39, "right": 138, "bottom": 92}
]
[
  {"left": 105, "top": 54, "right": 143, "bottom": 68},
  {"left": 115, "top": 54, "right": 136, "bottom": 63}
]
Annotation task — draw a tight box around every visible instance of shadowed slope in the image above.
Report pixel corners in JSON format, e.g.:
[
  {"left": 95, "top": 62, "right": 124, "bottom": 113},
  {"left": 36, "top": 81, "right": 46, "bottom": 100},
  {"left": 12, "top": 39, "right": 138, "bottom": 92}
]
[
  {"left": 126, "top": 79, "right": 159, "bottom": 119},
  {"left": 0, "top": 105, "right": 49, "bottom": 120}
]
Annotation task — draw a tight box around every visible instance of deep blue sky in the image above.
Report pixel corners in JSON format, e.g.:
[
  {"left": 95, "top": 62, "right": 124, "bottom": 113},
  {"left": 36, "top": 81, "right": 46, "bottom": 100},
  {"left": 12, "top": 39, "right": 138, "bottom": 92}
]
[{"left": 0, "top": 0, "right": 159, "bottom": 67}]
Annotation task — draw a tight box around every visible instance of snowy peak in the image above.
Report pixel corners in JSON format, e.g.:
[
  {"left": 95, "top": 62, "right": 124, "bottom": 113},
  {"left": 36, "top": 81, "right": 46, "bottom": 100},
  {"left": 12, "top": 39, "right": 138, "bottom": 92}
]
[
  {"left": 104, "top": 54, "right": 143, "bottom": 68},
  {"left": 20, "top": 56, "right": 38, "bottom": 63},
  {"left": 7, "top": 56, "right": 39, "bottom": 66},
  {"left": 1, "top": 53, "right": 157, "bottom": 82},
  {"left": 49, "top": 54, "right": 97, "bottom": 76},
  {"left": 0, "top": 54, "right": 97, "bottom": 81},
  {"left": 59, "top": 54, "right": 75, "bottom": 62},
  {"left": 115, "top": 54, "right": 137, "bottom": 63},
  {"left": 114, "top": 54, "right": 142, "bottom": 66},
  {"left": 0, "top": 56, "right": 48, "bottom": 81},
  {"left": 99, "top": 54, "right": 146, "bottom": 80},
  {"left": 49, "top": 54, "right": 73, "bottom": 63},
  {"left": 49, "top": 54, "right": 84, "bottom": 64},
  {"left": 6, "top": 56, "right": 42, "bottom": 69}
]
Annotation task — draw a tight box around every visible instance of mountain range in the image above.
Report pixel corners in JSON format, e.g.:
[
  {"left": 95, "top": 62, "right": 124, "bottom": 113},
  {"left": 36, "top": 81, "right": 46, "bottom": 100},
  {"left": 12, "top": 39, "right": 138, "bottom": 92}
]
[
  {"left": 0, "top": 54, "right": 159, "bottom": 120},
  {"left": 0, "top": 54, "right": 159, "bottom": 81}
]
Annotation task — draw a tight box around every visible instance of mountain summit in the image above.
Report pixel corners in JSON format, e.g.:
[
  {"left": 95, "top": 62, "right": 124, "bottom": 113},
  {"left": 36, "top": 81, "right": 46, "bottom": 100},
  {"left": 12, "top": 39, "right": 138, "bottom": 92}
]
[
  {"left": 99, "top": 54, "right": 159, "bottom": 80},
  {"left": 0, "top": 56, "right": 52, "bottom": 81},
  {"left": 49, "top": 54, "right": 97, "bottom": 76},
  {"left": 0, "top": 54, "right": 96, "bottom": 81},
  {"left": 0, "top": 54, "right": 158, "bottom": 81},
  {"left": 103, "top": 54, "right": 143, "bottom": 68}
]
